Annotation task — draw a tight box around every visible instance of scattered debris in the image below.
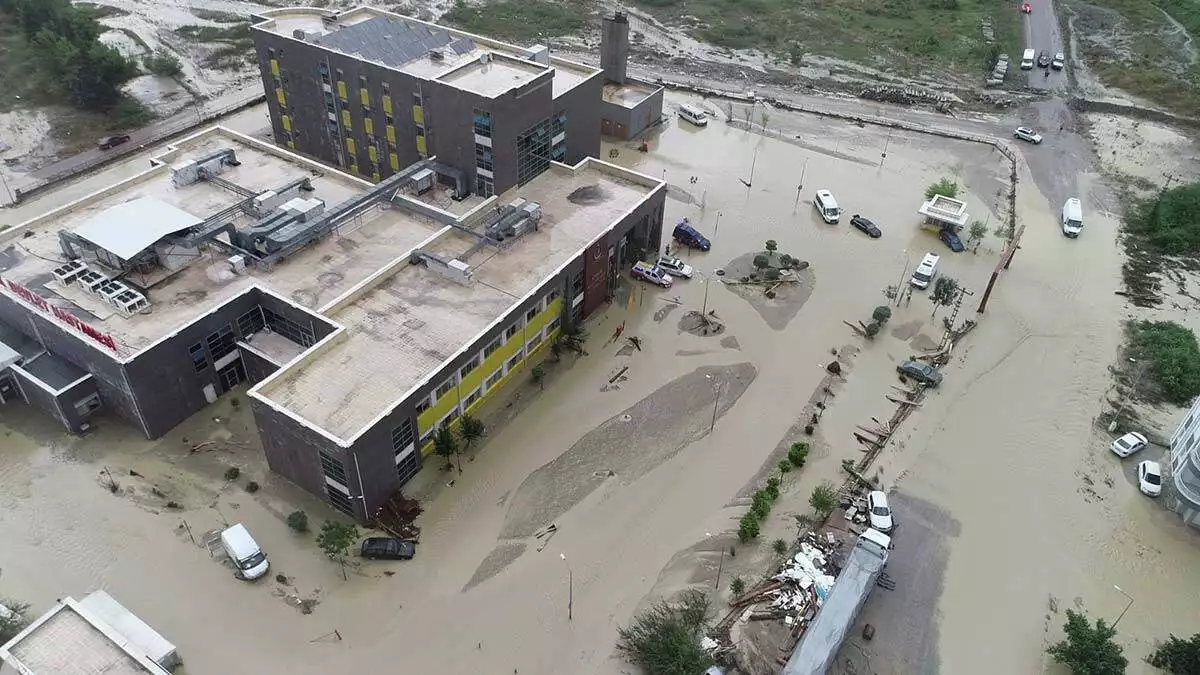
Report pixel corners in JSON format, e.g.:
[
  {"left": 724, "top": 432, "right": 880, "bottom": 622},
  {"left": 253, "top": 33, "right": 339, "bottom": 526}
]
[{"left": 370, "top": 492, "right": 422, "bottom": 541}]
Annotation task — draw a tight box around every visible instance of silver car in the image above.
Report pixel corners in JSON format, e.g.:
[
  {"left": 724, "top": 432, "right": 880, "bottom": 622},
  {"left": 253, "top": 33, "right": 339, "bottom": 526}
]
[{"left": 1014, "top": 127, "right": 1043, "bottom": 144}]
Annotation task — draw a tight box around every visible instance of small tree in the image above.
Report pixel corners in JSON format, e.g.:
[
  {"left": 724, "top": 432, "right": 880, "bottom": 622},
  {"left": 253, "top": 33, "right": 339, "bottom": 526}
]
[
  {"left": 0, "top": 599, "right": 30, "bottom": 643},
  {"left": 617, "top": 590, "right": 714, "bottom": 675},
  {"left": 459, "top": 414, "right": 486, "bottom": 451},
  {"left": 753, "top": 253, "right": 770, "bottom": 271},
  {"left": 924, "top": 177, "right": 959, "bottom": 200},
  {"left": 765, "top": 239, "right": 778, "bottom": 253},
  {"left": 286, "top": 510, "right": 309, "bottom": 533},
  {"left": 738, "top": 512, "right": 761, "bottom": 542},
  {"left": 531, "top": 364, "right": 546, "bottom": 389},
  {"left": 764, "top": 268, "right": 781, "bottom": 281},
  {"left": 1148, "top": 632, "right": 1200, "bottom": 673},
  {"left": 779, "top": 254, "right": 796, "bottom": 268},
  {"left": 809, "top": 481, "right": 837, "bottom": 516},
  {"left": 432, "top": 426, "right": 458, "bottom": 471},
  {"left": 772, "top": 538, "right": 788, "bottom": 555},
  {"left": 788, "top": 442, "right": 809, "bottom": 467},
  {"left": 967, "top": 219, "right": 988, "bottom": 252},
  {"left": 1046, "top": 609, "right": 1127, "bottom": 675},
  {"left": 864, "top": 321, "right": 882, "bottom": 339},
  {"left": 872, "top": 306, "right": 892, "bottom": 324},
  {"left": 729, "top": 576, "right": 746, "bottom": 596},
  {"left": 143, "top": 49, "right": 182, "bottom": 77},
  {"left": 930, "top": 276, "right": 960, "bottom": 318},
  {"left": 316, "top": 520, "right": 360, "bottom": 580},
  {"left": 778, "top": 459, "right": 792, "bottom": 474}
]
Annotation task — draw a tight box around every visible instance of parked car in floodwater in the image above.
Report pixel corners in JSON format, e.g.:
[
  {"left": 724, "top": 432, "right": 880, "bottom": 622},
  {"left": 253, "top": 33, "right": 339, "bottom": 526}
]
[{"left": 897, "top": 360, "right": 943, "bottom": 387}]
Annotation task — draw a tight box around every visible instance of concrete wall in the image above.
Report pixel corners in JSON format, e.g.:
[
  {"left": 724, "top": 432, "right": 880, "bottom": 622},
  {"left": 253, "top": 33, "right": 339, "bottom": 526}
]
[
  {"left": 600, "top": 85, "right": 664, "bottom": 141},
  {"left": 9, "top": 367, "right": 68, "bottom": 429},
  {"left": 239, "top": 345, "right": 280, "bottom": 385},
  {"left": 555, "top": 73, "right": 603, "bottom": 164},
  {"left": 252, "top": 396, "right": 354, "bottom": 513},
  {"left": 57, "top": 375, "right": 100, "bottom": 432}
]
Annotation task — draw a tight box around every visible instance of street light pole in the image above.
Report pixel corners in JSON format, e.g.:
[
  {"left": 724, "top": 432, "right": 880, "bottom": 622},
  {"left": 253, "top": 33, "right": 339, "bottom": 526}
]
[
  {"left": 894, "top": 250, "right": 909, "bottom": 306},
  {"left": 706, "top": 532, "right": 725, "bottom": 590},
  {"left": 560, "top": 553, "right": 573, "bottom": 621},
  {"left": 710, "top": 382, "right": 721, "bottom": 433},
  {"left": 1112, "top": 585, "right": 1134, "bottom": 629}
]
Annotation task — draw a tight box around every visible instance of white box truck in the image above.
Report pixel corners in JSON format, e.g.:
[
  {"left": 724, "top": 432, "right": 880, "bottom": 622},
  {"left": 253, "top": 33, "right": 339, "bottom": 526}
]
[{"left": 1020, "top": 48, "right": 1036, "bottom": 69}]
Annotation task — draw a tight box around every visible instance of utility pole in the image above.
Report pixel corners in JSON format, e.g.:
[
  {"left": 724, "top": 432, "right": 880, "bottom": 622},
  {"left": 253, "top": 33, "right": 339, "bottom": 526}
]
[
  {"left": 893, "top": 250, "right": 909, "bottom": 307},
  {"left": 943, "top": 286, "right": 974, "bottom": 343},
  {"left": 878, "top": 130, "right": 891, "bottom": 168},
  {"left": 792, "top": 159, "right": 808, "bottom": 214}
]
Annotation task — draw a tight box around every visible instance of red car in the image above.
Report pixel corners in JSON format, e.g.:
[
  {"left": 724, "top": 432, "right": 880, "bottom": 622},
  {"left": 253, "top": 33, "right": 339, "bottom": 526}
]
[{"left": 1021, "top": 2, "right": 1032, "bottom": 12}]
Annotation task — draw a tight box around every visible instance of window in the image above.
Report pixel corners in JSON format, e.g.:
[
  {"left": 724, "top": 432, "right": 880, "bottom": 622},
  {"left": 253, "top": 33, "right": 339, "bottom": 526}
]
[
  {"left": 526, "top": 305, "right": 539, "bottom": 322},
  {"left": 262, "top": 307, "right": 315, "bottom": 347},
  {"left": 571, "top": 272, "right": 585, "bottom": 295},
  {"left": 527, "top": 333, "right": 543, "bottom": 351},
  {"left": 473, "top": 109, "right": 492, "bottom": 137},
  {"left": 545, "top": 317, "right": 560, "bottom": 336},
  {"left": 385, "top": 113, "right": 394, "bottom": 125},
  {"left": 505, "top": 353, "right": 521, "bottom": 373},
  {"left": 462, "top": 388, "right": 480, "bottom": 410},
  {"left": 392, "top": 418, "right": 415, "bottom": 454},
  {"left": 206, "top": 325, "right": 237, "bottom": 361},
  {"left": 545, "top": 288, "right": 561, "bottom": 306},
  {"left": 320, "top": 450, "right": 348, "bottom": 485},
  {"left": 460, "top": 355, "right": 480, "bottom": 379},
  {"left": 415, "top": 397, "right": 431, "bottom": 415},
  {"left": 359, "top": 75, "right": 367, "bottom": 88},
  {"left": 476, "top": 176, "right": 493, "bottom": 198},
  {"left": 268, "top": 48, "right": 276, "bottom": 59},
  {"left": 483, "top": 337, "right": 501, "bottom": 359},
  {"left": 485, "top": 368, "right": 502, "bottom": 391},
  {"left": 237, "top": 308, "right": 265, "bottom": 336},
  {"left": 413, "top": 93, "right": 422, "bottom": 106},
  {"left": 327, "top": 484, "right": 354, "bottom": 516},
  {"left": 435, "top": 378, "right": 455, "bottom": 400},
  {"left": 516, "top": 118, "right": 551, "bottom": 185},
  {"left": 189, "top": 343, "right": 208, "bottom": 372},
  {"left": 504, "top": 322, "right": 520, "bottom": 341},
  {"left": 382, "top": 82, "right": 391, "bottom": 96},
  {"left": 415, "top": 124, "right": 425, "bottom": 137}
]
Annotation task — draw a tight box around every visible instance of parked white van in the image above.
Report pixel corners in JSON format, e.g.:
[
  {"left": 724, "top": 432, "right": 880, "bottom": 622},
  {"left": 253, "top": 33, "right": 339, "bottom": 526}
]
[
  {"left": 813, "top": 189, "right": 841, "bottom": 224},
  {"left": 220, "top": 523, "right": 269, "bottom": 580},
  {"left": 910, "top": 252, "right": 940, "bottom": 289},
  {"left": 1061, "top": 197, "right": 1083, "bottom": 237},
  {"left": 1020, "top": 48, "right": 1036, "bottom": 69},
  {"left": 678, "top": 104, "right": 708, "bottom": 127}
]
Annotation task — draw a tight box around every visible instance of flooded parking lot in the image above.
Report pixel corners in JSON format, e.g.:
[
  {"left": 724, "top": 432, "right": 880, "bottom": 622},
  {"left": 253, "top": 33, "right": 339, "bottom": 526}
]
[{"left": 2, "top": 91, "right": 1200, "bottom": 674}]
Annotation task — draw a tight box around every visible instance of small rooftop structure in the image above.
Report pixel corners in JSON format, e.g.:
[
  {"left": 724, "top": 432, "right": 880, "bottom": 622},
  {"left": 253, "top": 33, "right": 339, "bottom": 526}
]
[
  {"left": 71, "top": 198, "right": 202, "bottom": 261},
  {"left": 0, "top": 594, "right": 173, "bottom": 675},
  {"left": 602, "top": 81, "right": 656, "bottom": 109},
  {"left": 918, "top": 194, "right": 969, "bottom": 229}
]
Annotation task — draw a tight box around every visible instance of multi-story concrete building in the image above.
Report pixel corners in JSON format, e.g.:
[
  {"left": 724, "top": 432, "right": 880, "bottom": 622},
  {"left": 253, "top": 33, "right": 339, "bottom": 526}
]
[
  {"left": 1168, "top": 396, "right": 1200, "bottom": 527},
  {"left": 249, "top": 6, "right": 604, "bottom": 198},
  {"left": 0, "top": 126, "right": 665, "bottom": 521}
]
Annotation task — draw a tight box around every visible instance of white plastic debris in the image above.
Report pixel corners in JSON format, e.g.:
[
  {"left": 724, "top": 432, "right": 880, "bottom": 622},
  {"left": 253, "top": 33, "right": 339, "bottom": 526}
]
[{"left": 700, "top": 636, "right": 719, "bottom": 651}]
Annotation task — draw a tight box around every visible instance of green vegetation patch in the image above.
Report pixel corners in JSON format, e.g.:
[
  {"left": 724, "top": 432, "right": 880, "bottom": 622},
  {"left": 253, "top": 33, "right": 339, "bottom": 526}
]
[
  {"left": 189, "top": 8, "right": 247, "bottom": 23},
  {"left": 1125, "top": 182, "right": 1200, "bottom": 255},
  {"left": 76, "top": 3, "right": 129, "bottom": 19},
  {"left": 1127, "top": 319, "right": 1200, "bottom": 405},
  {"left": 442, "top": 0, "right": 591, "bottom": 42},
  {"left": 175, "top": 22, "right": 253, "bottom": 44},
  {"left": 629, "top": 0, "right": 1021, "bottom": 76},
  {"left": 1065, "top": 0, "right": 1200, "bottom": 115}
]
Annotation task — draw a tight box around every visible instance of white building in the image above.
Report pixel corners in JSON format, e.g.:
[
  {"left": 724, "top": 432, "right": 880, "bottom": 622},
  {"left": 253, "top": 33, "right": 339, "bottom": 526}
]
[{"left": 1168, "top": 396, "right": 1200, "bottom": 527}]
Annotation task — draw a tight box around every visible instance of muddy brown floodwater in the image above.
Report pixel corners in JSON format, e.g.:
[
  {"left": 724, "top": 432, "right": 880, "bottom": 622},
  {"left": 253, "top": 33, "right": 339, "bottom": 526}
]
[{"left": 3, "top": 92, "right": 1200, "bottom": 675}]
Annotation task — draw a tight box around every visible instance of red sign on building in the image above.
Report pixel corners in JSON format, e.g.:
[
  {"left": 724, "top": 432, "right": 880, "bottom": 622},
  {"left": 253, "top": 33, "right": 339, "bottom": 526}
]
[{"left": 0, "top": 275, "right": 119, "bottom": 353}]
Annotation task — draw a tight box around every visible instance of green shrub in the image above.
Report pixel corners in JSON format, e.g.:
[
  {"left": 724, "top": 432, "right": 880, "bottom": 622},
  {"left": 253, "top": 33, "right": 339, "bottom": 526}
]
[
  {"left": 244, "top": 481, "right": 259, "bottom": 493},
  {"left": 729, "top": 576, "right": 746, "bottom": 596},
  {"left": 788, "top": 442, "right": 810, "bottom": 467},
  {"left": 1128, "top": 320, "right": 1200, "bottom": 404},
  {"left": 751, "top": 490, "right": 772, "bottom": 519},
  {"left": 1128, "top": 182, "right": 1200, "bottom": 255},
  {"left": 810, "top": 481, "right": 838, "bottom": 515},
  {"left": 223, "top": 466, "right": 240, "bottom": 481},
  {"left": 772, "top": 538, "right": 788, "bottom": 555},
  {"left": 143, "top": 49, "right": 182, "bottom": 77},
  {"left": 765, "top": 476, "right": 781, "bottom": 499},
  {"left": 753, "top": 254, "right": 770, "bottom": 270},
  {"left": 872, "top": 306, "right": 892, "bottom": 324},
  {"left": 738, "top": 512, "right": 761, "bottom": 542},
  {"left": 765, "top": 239, "right": 778, "bottom": 252},
  {"left": 286, "top": 510, "right": 309, "bottom": 533},
  {"left": 764, "top": 268, "right": 781, "bottom": 281},
  {"left": 924, "top": 177, "right": 959, "bottom": 200},
  {"left": 778, "top": 459, "right": 792, "bottom": 473}
]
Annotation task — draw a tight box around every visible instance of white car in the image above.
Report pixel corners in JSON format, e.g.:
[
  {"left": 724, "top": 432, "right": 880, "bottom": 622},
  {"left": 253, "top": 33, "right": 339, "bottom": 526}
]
[
  {"left": 866, "top": 490, "right": 894, "bottom": 533},
  {"left": 1051, "top": 52, "right": 1065, "bottom": 70},
  {"left": 1110, "top": 431, "right": 1148, "bottom": 458},
  {"left": 1138, "top": 460, "right": 1163, "bottom": 497},
  {"left": 1014, "top": 127, "right": 1043, "bottom": 144},
  {"left": 656, "top": 255, "right": 693, "bottom": 279}
]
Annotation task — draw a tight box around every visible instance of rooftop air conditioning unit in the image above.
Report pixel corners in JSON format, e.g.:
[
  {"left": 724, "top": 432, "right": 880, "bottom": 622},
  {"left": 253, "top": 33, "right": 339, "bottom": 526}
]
[
  {"left": 51, "top": 260, "right": 89, "bottom": 286},
  {"left": 228, "top": 255, "right": 247, "bottom": 274},
  {"left": 78, "top": 270, "right": 108, "bottom": 295},
  {"left": 293, "top": 29, "right": 307, "bottom": 41},
  {"left": 112, "top": 289, "right": 150, "bottom": 317},
  {"left": 446, "top": 259, "right": 474, "bottom": 284},
  {"left": 429, "top": 49, "right": 444, "bottom": 61},
  {"left": 479, "top": 52, "right": 491, "bottom": 65},
  {"left": 97, "top": 280, "right": 129, "bottom": 304}
]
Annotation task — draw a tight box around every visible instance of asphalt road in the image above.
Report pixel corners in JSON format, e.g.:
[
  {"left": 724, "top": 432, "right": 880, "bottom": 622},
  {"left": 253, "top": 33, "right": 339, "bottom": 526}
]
[{"left": 1021, "top": 0, "right": 1070, "bottom": 91}]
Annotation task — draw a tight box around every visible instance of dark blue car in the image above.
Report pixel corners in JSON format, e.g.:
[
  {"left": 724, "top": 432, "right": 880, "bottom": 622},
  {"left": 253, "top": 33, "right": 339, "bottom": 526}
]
[
  {"left": 939, "top": 227, "right": 965, "bottom": 253},
  {"left": 672, "top": 220, "right": 711, "bottom": 251}
]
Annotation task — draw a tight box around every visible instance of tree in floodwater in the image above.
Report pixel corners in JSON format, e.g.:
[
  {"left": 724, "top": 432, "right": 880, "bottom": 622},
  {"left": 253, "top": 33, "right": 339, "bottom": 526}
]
[{"left": 1046, "top": 609, "right": 1127, "bottom": 675}]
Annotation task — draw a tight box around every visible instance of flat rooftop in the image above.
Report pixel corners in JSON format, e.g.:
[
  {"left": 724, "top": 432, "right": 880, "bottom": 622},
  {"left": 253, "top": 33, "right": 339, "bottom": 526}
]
[
  {"left": 0, "top": 128, "right": 443, "bottom": 357},
  {"left": 252, "top": 6, "right": 598, "bottom": 98},
  {"left": 603, "top": 81, "right": 659, "bottom": 108},
  {"left": 257, "top": 163, "right": 658, "bottom": 440},
  {"left": 0, "top": 601, "right": 167, "bottom": 675}
]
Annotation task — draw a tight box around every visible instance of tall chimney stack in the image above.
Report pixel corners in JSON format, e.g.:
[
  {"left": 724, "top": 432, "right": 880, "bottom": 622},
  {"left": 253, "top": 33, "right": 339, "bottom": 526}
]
[{"left": 600, "top": 12, "right": 630, "bottom": 85}]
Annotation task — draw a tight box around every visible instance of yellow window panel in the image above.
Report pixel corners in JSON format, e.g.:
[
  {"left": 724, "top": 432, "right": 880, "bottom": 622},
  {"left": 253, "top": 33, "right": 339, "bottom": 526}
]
[
  {"left": 350, "top": 164, "right": 359, "bottom": 175},
  {"left": 412, "top": 105, "right": 424, "bottom": 125},
  {"left": 382, "top": 95, "right": 393, "bottom": 114},
  {"left": 416, "top": 136, "right": 427, "bottom": 156},
  {"left": 372, "top": 172, "right": 381, "bottom": 182},
  {"left": 360, "top": 88, "right": 370, "bottom": 107},
  {"left": 368, "top": 146, "right": 378, "bottom": 162},
  {"left": 275, "top": 89, "right": 286, "bottom": 106},
  {"left": 389, "top": 152, "right": 399, "bottom": 171},
  {"left": 269, "top": 59, "right": 279, "bottom": 76},
  {"left": 287, "top": 140, "right": 295, "bottom": 149},
  {"left": 346, "top": 138, "right": 356, "bottom": 155},
  {"left": 337, "top": 81, "right": 347, "bottom": 100},
  {"left": 281, "top": 115, "right": 291, "bottom": 131},
  {"left": 364, "top": 118, "right": 374, "bottom": 135},
  {"left": 341, "top": 109, "right": 352, "bottom": 128},
  {"left": 386, "top": 125, "right": 396, "bottom": 144}
]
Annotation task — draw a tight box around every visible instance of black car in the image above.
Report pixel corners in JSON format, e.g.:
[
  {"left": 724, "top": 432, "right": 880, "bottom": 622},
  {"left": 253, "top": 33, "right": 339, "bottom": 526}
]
[
  {"left": 849, "top": 214, "right": 882, "bottom": 238},
  {"left": 98, "top": 134, "right": 131, "bottom": 150},
  {"left": 939, "top": 227, "right": 965, "bottom": 253},
  {"left": 360, "top": 537, "right": 416, "bottom": 560},
  {"left": 1036, "top": 50, "right": 1051, "bottom": 68}
]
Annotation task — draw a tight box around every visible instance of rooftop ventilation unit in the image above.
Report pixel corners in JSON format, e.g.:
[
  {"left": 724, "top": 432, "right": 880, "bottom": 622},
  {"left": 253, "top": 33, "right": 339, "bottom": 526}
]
[
  {"left": 429, "top": 49, "right": 444, "bottom": 61},
  {"left": 410, "top": 250, "right": 474, "bottom": 285},
  {"left": 112, "top": 289, "right": 150, "bottom": 317},
  {"left": 526, "top": 45, "right": 550, "bottom": 65},
  {"left": 293, "top": 29, "right": 306, "bottom": 41},
  {"left": 97, "top": 280, "right": 130, "bottom": 304},
  {"left": 479, "top": 52, "right": 492, "bottom": 65},
  {"left": 77, "top": 270, "right": 108, "bottom": 295},
  {"left": 51, "top": 260, "right": 89, "bottom": 285}
]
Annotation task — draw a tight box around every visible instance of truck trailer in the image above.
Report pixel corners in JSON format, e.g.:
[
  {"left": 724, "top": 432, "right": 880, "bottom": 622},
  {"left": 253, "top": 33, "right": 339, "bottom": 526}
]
[{"left": 783, "top": 528, "right": 892, "bottom": 675}]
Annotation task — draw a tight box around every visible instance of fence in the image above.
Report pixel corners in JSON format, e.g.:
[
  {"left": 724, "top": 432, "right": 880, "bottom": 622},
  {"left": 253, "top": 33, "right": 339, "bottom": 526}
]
[{"left": 11, "top": 92, "right": 267, "bottom": 204}]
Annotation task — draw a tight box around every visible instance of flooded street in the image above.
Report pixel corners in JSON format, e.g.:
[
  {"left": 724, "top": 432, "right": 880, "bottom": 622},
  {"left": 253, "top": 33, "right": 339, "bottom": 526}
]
[{"left": 2, "top": 91, "right": 1200, "bottom": 675}]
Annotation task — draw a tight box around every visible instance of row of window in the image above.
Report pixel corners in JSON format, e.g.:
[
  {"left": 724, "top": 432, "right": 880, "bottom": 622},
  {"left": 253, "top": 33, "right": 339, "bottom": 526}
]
[
  {"left": 189, "top": 307, "right": 317, "bottom": 374},
  {"left": 418, "top": 316, "right": 560, "bottom": 446}
]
